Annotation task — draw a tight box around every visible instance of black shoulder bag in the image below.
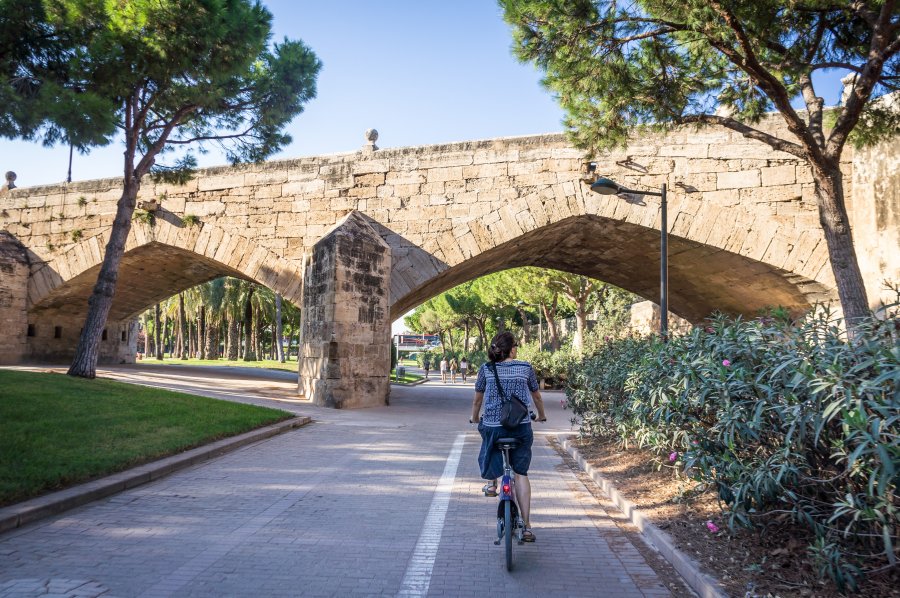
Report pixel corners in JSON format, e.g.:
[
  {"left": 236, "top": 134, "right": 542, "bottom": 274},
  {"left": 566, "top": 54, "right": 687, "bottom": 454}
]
[{"left": 491, "top": 362, "right": 529, "bottom": 430}]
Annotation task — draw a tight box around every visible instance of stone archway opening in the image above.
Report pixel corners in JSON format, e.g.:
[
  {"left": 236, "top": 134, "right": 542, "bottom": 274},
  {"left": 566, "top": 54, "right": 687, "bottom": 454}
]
[
  {"left": 391, "top": 214, "right": 835, "bottom": 325},
  {"left": 24, "top": 241, "right": 299, "bottom": 365}
]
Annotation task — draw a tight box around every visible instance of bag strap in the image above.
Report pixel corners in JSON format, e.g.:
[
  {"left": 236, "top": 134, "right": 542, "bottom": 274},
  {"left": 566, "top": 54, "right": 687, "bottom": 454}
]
[{"left": 489, "top": 362, "right": 508, "bottom": 403}]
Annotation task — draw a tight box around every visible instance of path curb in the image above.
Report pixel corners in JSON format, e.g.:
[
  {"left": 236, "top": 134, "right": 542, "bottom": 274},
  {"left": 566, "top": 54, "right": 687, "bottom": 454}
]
[
  {"left": 559, "top": 435, "right": 727, "bottom": 598},
  {"left": 0, "top": 416, "right": 311, "bottom": 535}
]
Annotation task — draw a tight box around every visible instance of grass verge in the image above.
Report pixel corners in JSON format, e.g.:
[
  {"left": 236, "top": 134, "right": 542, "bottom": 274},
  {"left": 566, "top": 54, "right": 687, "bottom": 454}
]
[
  {"left": 390, "top": 370, "right": 424, "bottom": 384},
  {"left": 143, "top": 357, "right": 298, "bottom": 373},
  {"left": 0, "top": 370, "right": 292, "bottom": 507}
]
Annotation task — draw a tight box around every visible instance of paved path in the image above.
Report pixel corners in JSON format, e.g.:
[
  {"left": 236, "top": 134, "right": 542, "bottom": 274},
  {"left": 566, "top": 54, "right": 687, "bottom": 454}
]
[{"left": 1, "top": 366, "right": 674, "bottom": 597}]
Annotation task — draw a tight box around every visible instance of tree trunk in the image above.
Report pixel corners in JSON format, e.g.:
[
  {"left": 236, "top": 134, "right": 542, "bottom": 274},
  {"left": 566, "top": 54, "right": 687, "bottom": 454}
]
[
  {"left": 242, "top": 286, "right": 256, "bottom": 361},
  {"left": 154, "top": 303, "right": 162, "bottom": 360},
  {"left": 474, "top": 318, "right": 487, "bottom": 350},
  {"left": 574, "top": 305, "right": 587, "bottom": 351},
  {"left": 177, "top": 293, "right": 187, "bottom": 359},
  {"left": 542, "top": 302, "right": 560, "bottom": 351},
  {"left": 813, "top": 164, "right": 870, "bottom": 327},
  {"left": 242, "top": 287, "right": 255, "bottom": 361},
  {"left": 275, "top": 293, "right": 285, "bottom": 362},
  {"left": 199, "top": 305, "right": 207, "bottom": 360},
  {"left": 68, "top": 178, "right": 140, "bottom": 377},
  {"left": 517, "top": 307, "right": 531, "bottom": 342},
  {"left": 463, "top": 318, "right": 470, "bottom": 354},
  {"left": 227, "top": 317, "right": 240, "bottom": 360},
  {"left": 142, "top": 312, "right": 150, "bottom": 356}
]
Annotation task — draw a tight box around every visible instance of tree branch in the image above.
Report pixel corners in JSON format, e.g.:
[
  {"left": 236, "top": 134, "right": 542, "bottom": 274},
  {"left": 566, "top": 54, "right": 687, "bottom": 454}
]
[
  {"left": 134, "top": 105, "right": 198, "bottom": 178},
  {"left": 705, "top": 1, "right": 828, "bottom": 161},
  {"left": 679, "top": 114, "right": 807, "bottom": 159},
  {"left": 799, "top": 74, "right": 826, "bottom": 147},
  {"left": 166, "top": 126, "right": 256, "bottom": 145},
  {"left": 827, "top": 0, "right": 900, "bottom": 158}
]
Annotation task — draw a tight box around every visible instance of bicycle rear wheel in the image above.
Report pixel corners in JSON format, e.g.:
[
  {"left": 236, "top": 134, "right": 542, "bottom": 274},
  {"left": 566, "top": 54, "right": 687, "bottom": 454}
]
[{"left": 504, "top": 500, "right": 513, "bottom": 571}]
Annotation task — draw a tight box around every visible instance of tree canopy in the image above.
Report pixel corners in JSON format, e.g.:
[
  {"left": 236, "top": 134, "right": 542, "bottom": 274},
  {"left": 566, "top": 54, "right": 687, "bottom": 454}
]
[
  {"left": 0, "top": 0, "right": 322, "bottom": 377},
  {"left": 501, "top": 0, "right": 900, "bottom": 325}
]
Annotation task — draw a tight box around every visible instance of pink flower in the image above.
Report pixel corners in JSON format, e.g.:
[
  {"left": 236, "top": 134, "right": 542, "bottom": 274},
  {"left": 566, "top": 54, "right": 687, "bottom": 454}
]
[
  {"left": 706, "top": 520, "right": 719, "bottom": 533},
  {"left": 669, "top": 451, "right": 678, "bottom": 462},
  {"left": 691, "top": 440, "right": 699, "bottom": 446},
  {"left": 722, "top": 359, "right": 731, "bottom": 367},
  {"left": 560, "top": 399, "right": 567, "bottom": 409}
]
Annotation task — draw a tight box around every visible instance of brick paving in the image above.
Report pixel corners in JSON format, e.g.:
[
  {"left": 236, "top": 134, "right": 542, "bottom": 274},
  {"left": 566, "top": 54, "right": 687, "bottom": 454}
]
[{"left": 0, "top": 366, "right": 675, "bottom": 597}]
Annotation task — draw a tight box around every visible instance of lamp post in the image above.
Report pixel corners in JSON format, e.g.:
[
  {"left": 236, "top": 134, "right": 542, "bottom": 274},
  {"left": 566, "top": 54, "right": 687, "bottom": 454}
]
[{"left": 589, "top": 177, "right": 668, "bottom": 340}]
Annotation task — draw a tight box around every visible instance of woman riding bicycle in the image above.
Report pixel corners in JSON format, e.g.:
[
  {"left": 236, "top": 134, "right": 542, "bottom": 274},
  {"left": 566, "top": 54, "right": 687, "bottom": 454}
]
[{"left": 470, "top": 331, "right": 546, "bottom": 542}]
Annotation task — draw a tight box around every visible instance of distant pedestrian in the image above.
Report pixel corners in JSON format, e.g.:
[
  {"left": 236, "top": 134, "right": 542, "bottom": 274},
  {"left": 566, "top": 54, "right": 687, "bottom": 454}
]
[
  {"left": 449, "top": 357, "right": 458, "bottom": 383},
  {"left": 440, "top": 355, "right": 449, "bottom": 383},
  {"left": 423, "top": 356, "right": 431, "bottom": 380},
  {"left": 460, "top": 356, "right": 469, "bottom": 382}
]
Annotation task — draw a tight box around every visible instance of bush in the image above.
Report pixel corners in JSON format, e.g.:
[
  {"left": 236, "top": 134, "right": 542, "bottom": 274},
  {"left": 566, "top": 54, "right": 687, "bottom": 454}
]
[
  {"left": 517, "top": 342, "right": 581, "bottom": 388},
  {"left": 566, "top": 305, "right": 899, "bottom": 592}
]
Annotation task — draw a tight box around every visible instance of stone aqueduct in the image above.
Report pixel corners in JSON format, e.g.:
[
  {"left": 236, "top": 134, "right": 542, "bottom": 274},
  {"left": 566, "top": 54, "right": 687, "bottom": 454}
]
[{"left": 1, "top": 115, "right": 898, "bottom": 408}]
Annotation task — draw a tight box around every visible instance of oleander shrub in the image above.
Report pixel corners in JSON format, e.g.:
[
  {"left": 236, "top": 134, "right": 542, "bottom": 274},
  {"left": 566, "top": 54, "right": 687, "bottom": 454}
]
[
  {"left": 567, "top": 305, "right": 899, "bottom": 591},
  {"left": 517, "top": 342, "right": 579, "bottom": 388}
]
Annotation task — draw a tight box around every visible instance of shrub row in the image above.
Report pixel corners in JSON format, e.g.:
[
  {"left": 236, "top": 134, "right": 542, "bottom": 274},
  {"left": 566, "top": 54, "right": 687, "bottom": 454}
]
[{"left": 566, "top": 306, "right": 899, "bottom": 592}]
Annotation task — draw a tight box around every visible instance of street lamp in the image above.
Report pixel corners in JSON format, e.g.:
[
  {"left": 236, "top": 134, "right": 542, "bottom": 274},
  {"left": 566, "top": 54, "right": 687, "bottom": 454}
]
[{"left": 589, "top": 176, "right": 668, "bottom": 340}]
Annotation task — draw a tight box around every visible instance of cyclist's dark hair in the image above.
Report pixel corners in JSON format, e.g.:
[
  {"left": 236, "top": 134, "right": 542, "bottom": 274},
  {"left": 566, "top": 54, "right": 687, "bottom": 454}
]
[{"left": 488, "top": 331, "right": 516, "bottom": 363}]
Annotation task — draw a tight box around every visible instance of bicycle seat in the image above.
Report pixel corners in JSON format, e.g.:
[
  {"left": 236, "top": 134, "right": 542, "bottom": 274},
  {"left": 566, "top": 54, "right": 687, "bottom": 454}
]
[{"left": 495, "top": 438, "right": 519, "bottom": 449}]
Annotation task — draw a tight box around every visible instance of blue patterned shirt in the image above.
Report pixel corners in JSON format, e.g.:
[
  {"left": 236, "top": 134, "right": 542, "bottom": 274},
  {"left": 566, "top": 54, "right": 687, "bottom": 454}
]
[{"left": 475, "top": 360, "right": 540, "bottom": 427}]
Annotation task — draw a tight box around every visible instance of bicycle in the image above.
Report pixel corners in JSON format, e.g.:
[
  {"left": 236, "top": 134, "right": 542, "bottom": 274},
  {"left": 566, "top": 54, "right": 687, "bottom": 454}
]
[{"left": 492, "top": 437, "right": 524, "bottom": 571}]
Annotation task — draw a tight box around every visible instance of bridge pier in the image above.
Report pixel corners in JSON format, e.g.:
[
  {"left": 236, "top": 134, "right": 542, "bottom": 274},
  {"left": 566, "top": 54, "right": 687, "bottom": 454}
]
[
  {"left": 0, "top": 232, "right": 28, "bottom": 363},
  {"left": 298, "top": 211, "right": 392, "bottom": 408}
]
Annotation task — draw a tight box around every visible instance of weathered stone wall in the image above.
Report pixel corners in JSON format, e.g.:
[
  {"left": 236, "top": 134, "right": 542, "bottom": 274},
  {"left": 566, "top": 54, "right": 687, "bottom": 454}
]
[
  {"left": 298, "top": 212, "right": 391, "bottom": 408},
  {"left": 23, "top": 313, "right": 137, "bottom": 365},
  {"left": 627, "top": 301, "right": 693, "bottom": 337},
  {"left": 0, "top": 232, "right": 28, "bottom": 362},
  {"left": 850, "top": 137, "right": 900, "bottom": 307}
]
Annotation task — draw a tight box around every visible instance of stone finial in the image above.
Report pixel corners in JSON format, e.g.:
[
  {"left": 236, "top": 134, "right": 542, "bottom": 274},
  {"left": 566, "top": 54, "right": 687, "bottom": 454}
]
[
  {"left": 4, "top": 171, "right": 16, "bottom": 190},
  {"left": 363, "top": 128, "right": 379, "bottom": 152}
]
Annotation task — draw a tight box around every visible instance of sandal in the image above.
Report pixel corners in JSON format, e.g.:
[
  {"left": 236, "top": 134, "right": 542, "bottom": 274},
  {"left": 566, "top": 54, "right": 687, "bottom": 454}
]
[
  {"left": 522, "top": 528, "right": 536, "bottom": 542},
  {"left": 482, "top": 483, "right": 498, "bottom": 497}
]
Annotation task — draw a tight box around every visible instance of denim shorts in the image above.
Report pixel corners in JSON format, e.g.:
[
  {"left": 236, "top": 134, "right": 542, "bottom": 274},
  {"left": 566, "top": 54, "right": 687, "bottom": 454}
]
[{"left": 477, "top": 422, "right": 533, "bottom": 479}]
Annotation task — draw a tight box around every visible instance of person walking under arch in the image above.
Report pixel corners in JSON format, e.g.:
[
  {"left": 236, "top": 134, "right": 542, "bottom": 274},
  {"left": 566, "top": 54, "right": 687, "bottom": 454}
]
[
  {"left": 470, "top": 331, "right": 546, "bottom": 542},
  {"left": 449, "top": 356, "right": 458, "bottom": 383},
  {"left": 423, "top": 355, "right": 431, "bottom": 380},
  {"left": 459, "top": 356, "right": 469, "bottom": 382},
  {"left": 440, "top": 355, "right": 449, "bottom": 383}
]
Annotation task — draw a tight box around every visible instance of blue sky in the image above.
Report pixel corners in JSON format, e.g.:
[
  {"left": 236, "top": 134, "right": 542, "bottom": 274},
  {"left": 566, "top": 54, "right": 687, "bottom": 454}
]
[
  {"left": 0, "top": 2, "right": 849, "bottom": 189},
  {"left": 0, "top": 1, "right": 566, "bottom": 188}
]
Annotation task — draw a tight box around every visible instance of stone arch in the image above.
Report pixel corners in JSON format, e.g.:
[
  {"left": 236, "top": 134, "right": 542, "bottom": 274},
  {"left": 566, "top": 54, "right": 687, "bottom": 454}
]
[
  {"left": 28, "top": 218, "right": 303, "bottom": 321},
  {"left": 388, "top": 177, "right": 837, "bottom": 322}
]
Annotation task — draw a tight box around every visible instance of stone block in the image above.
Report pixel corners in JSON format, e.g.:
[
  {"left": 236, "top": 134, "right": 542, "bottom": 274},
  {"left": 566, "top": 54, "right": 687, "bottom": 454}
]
[
  {"left": 283, "top": 179, "right": 325, "bottom": 196},
  {"left": 198, "top": 173, "right": 244, "bottom": 192},
  {"left": 427, "top": 166, "right": 464, "bottom": 183},
  {"left": 353, "top": 159, "right": 390, "bottom": 174},
  {"left": 739, "top": 184, "right": 802, "bottom": 204},
  {"left": 717, "top": 170, "right": 761, "bottom": 190},
  {"left": 658, "top": 144, "right": 709, "bottom": 158},
  {"left": 463, "top": 163, "right": 508, "bottom": 179}
]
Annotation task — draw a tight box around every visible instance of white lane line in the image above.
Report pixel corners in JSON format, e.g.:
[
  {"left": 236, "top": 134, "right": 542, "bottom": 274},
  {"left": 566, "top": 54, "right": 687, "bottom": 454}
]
[{"left": 397, "top": 433, "right": 466, "bottom": 597}]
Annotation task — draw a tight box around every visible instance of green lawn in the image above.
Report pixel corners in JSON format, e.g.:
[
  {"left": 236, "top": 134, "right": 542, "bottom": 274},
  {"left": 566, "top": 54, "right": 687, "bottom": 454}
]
[
  {"left": 390, "top": 369, "right": 423, "bottom": 384},
  {"left": 146, "top": 357, "right": 298, "bottom": 373},
  {"left": 0, "top": 370, "right": 292, "bottom": 507}
]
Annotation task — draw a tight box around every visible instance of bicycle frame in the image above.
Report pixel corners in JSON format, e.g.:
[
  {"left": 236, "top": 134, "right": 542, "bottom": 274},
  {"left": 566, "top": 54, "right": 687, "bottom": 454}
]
[{"left": 495, "top": 441, "right": 524, "bottom": 564}]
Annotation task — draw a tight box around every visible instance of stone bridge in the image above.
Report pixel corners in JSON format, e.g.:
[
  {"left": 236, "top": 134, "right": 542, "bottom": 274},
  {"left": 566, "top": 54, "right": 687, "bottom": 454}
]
[{"left": 1, "top": 116, "right": 897, "bottom": 407}]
